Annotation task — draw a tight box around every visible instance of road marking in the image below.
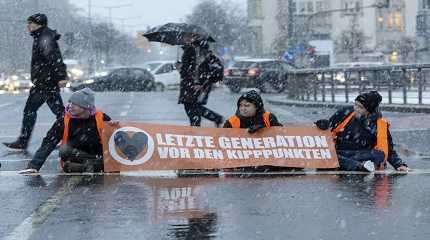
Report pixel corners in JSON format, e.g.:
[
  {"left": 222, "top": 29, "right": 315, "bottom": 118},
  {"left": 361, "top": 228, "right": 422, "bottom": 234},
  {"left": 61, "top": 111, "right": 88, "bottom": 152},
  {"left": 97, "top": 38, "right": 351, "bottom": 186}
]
[
  {"left": 0, "top": 102, "right": 13, "bottom": 108},
  {"left": 0, "top": 159, "right": 32, "bottom": 162},
  {"left": 4, "top": 176, "right": 82, "bottom": 240},
  {"left": 0, "top": 135, "right": 21, "bottom": 138},
  {"left": 392, "top": 128, "right": 430, "bottom": 132}
]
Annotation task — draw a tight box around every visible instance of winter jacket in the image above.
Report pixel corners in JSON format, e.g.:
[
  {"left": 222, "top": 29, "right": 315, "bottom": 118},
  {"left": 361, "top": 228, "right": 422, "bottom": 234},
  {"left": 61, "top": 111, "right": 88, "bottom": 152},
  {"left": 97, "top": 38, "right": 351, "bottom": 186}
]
[
  {"left": 28, "top": 112, "right": 111, "bottom": 170},
  {"left": 223, "top": 90, "right": 282, "bottom": 129},
  {"left": 30, "top": 26, "right": 67, "bottom": 90},
  {"left": 178, "top": 45, "right": 198, "bottom": 104},
  {"left": 325, "top": 107, "right": 406, "bottom": 169}
]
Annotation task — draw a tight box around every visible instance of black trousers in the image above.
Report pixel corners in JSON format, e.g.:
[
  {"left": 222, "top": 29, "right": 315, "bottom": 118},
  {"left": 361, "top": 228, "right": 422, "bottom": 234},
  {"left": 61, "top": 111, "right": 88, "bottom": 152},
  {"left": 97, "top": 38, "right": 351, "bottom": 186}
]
[
  {"left": 337, "top": 149, "right": 385, "bottom": 171},
  {"left": 59, "top": 145, "right": 104, "bottom": 173},
  {"left": 183, "top": 103, "right": 223, "bottom": 127},
  {"left": 19, "top": 87, "right": 64, "bottom": 145}
]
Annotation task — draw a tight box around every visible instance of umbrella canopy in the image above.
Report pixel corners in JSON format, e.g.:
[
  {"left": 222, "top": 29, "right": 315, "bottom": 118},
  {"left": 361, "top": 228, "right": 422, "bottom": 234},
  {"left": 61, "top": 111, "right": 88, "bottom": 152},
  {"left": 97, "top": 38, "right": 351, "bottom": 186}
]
[{"left": 143, "top": 22, "right": 215, "bottom": 46}]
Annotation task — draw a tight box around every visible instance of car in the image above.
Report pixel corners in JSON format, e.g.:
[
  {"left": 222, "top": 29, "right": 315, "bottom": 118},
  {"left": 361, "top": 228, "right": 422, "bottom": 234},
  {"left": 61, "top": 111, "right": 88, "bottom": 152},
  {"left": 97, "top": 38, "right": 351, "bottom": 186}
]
[
  {"left": 64, "top": 59, "right": 85, "bottom": 81},
  {"left": 223, "top": 58, "right": 296, "bottom": 93},
  {"left": 143, "top": 61, "right": 180, "bottom": 91},
  {"left": 4, "top": 71, "right": 33, "bottom": 92},
  {"left": 71, "top": 67, "right": 155, "bottom": 92}
]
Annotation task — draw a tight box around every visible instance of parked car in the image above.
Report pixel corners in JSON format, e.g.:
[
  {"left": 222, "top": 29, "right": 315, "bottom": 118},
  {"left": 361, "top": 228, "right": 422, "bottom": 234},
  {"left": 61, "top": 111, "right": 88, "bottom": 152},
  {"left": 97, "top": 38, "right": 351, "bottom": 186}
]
[
  {"left": 4, "top": 71, "right": 33, "bottom": 92},
  {"left": 223, "top": 58, "right": 296, "bottom": 93},
  {"left": 143, "top": 61, "right": 180, "bottom": 91},
  {"left": 70, "top": 67, "right": 155, "bottom": 92}
]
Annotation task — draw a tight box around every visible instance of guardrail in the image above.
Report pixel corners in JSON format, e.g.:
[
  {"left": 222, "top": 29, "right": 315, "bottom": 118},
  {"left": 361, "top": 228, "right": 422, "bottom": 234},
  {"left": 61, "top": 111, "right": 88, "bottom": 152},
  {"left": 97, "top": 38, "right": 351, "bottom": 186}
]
[{"left": 287, "top": 63, "right": 430, "bottom": 105}]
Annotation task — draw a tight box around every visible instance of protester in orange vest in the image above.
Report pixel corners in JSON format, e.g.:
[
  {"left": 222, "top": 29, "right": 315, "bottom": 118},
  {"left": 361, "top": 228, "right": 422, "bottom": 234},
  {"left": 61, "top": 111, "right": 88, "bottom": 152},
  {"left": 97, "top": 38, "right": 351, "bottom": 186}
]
[
  {"left": 223, "top": 90, "right": 282, "bottom": 132},
  {"left": 18, "top": 88, "right": 116, "bottom": 174},
  {"left": 315, "top": 91, "right": 408, "bottom": 172}
]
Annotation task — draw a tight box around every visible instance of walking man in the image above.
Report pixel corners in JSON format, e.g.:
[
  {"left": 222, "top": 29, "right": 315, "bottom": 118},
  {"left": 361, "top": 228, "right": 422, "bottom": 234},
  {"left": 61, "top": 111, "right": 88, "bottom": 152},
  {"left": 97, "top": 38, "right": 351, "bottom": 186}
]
[
  {"left": 178, "top": 41, "right": 224, "bottom": 127},
  {"left": 3, "top": 13, "right": 68, "bottom": 150}
]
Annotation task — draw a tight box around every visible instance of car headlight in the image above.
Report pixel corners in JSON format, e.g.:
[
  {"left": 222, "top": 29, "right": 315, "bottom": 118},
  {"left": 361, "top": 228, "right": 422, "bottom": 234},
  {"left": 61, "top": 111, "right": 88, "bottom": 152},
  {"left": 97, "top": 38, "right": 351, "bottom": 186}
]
[
  {"left": 10, "top": 75, "right": 18, "bottom": 81},
  {"left": 66, "top": 82, "right": 71, "bottom": 88},
  {"left": 95, "top": 71, "right": 108, "bottom": 77},
  {"left": 84, "top": 79, "right": 94, "bottom": 84},
  {"left": 70, "top": 68, "right": 84, "bottom": 78},
  {"left": 335, "top": 74, "right": 346, "bottom": 83}
]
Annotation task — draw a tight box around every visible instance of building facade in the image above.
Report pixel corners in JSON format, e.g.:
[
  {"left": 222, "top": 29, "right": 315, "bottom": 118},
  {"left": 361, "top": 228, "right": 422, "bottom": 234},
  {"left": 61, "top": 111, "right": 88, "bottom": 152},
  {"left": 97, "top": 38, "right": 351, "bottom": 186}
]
[{"left": 247, "top": 0, "right": 419, "bottom": 64}]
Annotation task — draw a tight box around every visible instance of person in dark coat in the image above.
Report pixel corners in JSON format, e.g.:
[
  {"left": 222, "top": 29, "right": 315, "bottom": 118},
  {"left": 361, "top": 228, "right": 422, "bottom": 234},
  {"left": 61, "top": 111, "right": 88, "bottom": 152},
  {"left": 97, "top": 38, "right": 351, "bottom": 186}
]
[
  {"left": 3, "top": 13, "right": 68, "bottom": 150},
  {"left": 315, "top": 91, "right": 408, "bottom": 172},
  {"left": 18, "top": 88, "right": 117, "bottom": 174},
  {"left": 178, "top": 42, "right": 224, "bottom": 127},
  {"left": 224, "top": 90, "right": 282, "bottom": 133}
]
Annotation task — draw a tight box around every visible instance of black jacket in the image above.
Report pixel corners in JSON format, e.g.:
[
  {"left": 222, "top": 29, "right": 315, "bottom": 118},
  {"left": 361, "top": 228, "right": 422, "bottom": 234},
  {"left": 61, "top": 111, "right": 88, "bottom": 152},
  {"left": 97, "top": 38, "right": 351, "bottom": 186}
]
[
  {"left": 223, "top": 90, "right": 282, "bottom": 129},
  {"left": 194, "top": 51, "right": 223, "bottom": 105},
  {"left": 178, "top": 45, "right": 198, "bottom": 104},
  {"left": 28, "top": 113, "right": 111, "bottom": 170},
  {"left": 30, "top": 26, "right": 67, "bottom": 90},
  {"left": 327, "top": 107, "right": 406, "bottom": 169}
]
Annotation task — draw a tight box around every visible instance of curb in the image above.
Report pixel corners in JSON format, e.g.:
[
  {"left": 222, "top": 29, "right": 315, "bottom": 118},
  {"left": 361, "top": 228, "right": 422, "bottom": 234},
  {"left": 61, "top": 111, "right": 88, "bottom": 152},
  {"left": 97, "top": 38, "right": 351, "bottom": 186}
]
[{"left": 268, "top": 98, "right": 430, "bottom": 113}]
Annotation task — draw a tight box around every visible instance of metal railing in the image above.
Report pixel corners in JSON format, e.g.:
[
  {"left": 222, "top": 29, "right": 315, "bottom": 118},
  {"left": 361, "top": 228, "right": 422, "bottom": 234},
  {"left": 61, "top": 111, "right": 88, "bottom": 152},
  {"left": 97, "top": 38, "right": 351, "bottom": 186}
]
[{"left": 287, "top": 63, "right": 430, "bottom": 105}]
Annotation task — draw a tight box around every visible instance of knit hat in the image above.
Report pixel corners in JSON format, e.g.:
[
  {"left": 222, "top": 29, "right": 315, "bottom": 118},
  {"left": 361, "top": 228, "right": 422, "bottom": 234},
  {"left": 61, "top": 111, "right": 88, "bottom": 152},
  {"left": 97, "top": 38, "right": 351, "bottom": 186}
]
[
  {"left": 237, "top": 90, "right": 265, "bottom": 114},
  {"left": 355, "top": 90, "right": 382, "bottom": 113},
  {"left": 27, "top": 13, "right": 48, "bottom": 26},
  {"left": 69, "top": 88, "right": 95, "bottom": 110}
]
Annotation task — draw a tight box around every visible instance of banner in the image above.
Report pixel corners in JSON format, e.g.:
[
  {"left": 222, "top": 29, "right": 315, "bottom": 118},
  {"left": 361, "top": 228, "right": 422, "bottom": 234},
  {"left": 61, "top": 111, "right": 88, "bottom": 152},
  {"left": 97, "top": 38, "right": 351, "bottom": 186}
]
[{"left": 103, "top": 123, "right": 339, "bottom": 172}]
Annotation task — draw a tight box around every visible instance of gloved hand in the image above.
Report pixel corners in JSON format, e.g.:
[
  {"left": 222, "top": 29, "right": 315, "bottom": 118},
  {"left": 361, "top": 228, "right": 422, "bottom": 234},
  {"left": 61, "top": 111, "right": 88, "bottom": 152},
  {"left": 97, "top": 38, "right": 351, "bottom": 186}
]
[
  {"left": 248, "top": 124, "right": 265, "bottom": 134},
  {"left": 314, "top": 119, "right": 330, "bottom": 130}
]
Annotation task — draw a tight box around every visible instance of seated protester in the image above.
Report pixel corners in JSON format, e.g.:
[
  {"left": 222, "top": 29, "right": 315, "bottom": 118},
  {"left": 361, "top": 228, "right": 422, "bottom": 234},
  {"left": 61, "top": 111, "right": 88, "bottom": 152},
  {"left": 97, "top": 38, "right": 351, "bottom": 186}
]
[
  {"left": 224, "top": 90, "right": 282, "bottom": 132},
  {"left": 19, "top": 88, "right": 116, "bottom": 174},
  {"left": 315, "top": 90, "right": 408, "bottom": 172}
]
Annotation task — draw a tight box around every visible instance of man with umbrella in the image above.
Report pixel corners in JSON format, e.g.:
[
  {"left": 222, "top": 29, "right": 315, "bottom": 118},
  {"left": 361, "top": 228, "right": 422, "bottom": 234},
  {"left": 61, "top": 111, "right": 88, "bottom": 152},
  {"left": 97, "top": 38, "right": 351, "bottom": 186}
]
[
  {"left": 144, "top": 23, "right": 224, "bottom": 127},
  {"left": 178, "top": 40, "right": 224, "bottom": 127}
]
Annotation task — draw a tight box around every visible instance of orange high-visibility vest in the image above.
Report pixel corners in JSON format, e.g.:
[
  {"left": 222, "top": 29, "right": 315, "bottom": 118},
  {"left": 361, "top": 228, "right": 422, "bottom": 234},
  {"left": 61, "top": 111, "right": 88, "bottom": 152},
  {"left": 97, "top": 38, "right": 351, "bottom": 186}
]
[
  {"left": 228, "top": 112, "right": 271, "bottom": 128},
  {"left": 332, "top": 112, "right": 390, "bottom": 163},
  {"left": 60, "top": 110, "right": 104, "bottom": 169}
]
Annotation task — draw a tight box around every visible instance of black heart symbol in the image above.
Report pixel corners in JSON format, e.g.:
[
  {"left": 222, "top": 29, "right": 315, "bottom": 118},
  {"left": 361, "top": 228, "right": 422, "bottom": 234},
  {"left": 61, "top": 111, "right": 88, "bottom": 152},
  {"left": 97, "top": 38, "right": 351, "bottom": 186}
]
[{"left": 114, "top": 131, "right": 148, "bottom": 161}]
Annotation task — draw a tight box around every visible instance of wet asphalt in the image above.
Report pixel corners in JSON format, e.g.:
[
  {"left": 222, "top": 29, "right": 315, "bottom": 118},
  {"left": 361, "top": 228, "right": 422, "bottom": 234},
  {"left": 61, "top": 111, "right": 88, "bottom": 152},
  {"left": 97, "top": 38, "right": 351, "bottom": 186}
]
[{"left": 1, "top": 87, "right": 430, "bottom": 240}]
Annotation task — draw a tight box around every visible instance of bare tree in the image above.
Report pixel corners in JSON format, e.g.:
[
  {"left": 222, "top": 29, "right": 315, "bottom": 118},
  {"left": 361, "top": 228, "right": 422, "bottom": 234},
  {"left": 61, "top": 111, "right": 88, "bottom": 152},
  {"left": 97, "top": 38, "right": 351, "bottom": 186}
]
[
  {"left": 335, "top": 23, "right": 368, "bottom": 61},
  {"left": 185, "top": 0, "right": 250, "bottom": 55}
]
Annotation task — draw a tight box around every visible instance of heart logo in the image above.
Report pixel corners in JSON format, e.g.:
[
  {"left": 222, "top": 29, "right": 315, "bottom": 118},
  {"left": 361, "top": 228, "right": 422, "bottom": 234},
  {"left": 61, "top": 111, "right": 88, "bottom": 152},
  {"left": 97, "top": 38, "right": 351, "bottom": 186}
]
[{"left": 113, "top": 131, "right": 148, "bottom": 161}]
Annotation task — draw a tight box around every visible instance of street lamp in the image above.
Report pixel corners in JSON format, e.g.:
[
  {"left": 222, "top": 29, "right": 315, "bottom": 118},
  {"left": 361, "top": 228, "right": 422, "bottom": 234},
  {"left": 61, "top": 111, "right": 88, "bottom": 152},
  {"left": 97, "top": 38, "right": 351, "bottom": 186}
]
[{"left": 92, "top": 3, "right": 133, "bottom": 65}]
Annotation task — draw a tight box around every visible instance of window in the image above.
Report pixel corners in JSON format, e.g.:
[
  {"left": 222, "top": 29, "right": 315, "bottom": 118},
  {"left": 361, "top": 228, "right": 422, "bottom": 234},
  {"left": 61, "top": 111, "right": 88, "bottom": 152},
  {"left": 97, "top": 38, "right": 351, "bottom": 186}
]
[
  {"left": 110, "top": 69, "right": 129, "bottom": 79},
  {"left": 157, "top": 64, "right": 173, "bottom": 74},
  {"left": 393, "top": 11, "right": 403, "bottom": 31},
  {"left": 307, "top": 1, "right": 314, "bottom": 13},
  {"left": 299, "top": 2, "right": 306, "bottom": 13},
  {"left": 424, "top": 0, "right": 430, "bottom": 9},
  {"left": 132, "top": 69, "right": 151, "bottom": 80},
  {"left": 248, "top": 0, "right": 263, "bottom": 19},
  {"left": 341, "top": 0, "right": 362, "bottom": 14},
  {"left": 291, "top": 1, "right": 297, "bottom": 14},
  {"left": 385, "top": 11, "right": 403, "bottom": 31},
  {"left": 316, "top": 1, "right": 324, "bottom": 12}
]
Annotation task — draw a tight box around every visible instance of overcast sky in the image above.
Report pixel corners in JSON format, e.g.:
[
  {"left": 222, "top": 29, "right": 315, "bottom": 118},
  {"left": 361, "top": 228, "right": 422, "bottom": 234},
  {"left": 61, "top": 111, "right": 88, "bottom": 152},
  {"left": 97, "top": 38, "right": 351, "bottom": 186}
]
[{"left": 71, "top": 0, "right": 247, "bottom": 35}]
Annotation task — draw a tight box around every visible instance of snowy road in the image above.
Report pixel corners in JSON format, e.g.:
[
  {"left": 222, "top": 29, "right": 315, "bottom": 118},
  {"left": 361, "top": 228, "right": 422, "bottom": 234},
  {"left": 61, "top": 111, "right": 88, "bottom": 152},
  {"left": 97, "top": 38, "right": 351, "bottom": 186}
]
[{"left": 1, "top": 88, "right": 430, "bottom": 239}]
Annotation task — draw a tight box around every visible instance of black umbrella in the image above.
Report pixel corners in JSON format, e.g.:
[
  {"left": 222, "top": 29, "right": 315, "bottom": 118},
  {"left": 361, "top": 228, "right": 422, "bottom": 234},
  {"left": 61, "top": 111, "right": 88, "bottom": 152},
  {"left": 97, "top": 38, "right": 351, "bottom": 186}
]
[{"left": 143, "top": 22, "right": 215, "bottom": 46}]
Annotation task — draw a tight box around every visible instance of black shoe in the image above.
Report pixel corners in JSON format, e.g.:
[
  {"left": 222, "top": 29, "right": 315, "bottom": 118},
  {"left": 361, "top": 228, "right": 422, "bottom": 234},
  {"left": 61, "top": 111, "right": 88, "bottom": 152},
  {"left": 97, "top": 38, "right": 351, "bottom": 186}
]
[{"left": 3, "top": 141, "right": 27, "bottom": 151}]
